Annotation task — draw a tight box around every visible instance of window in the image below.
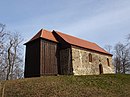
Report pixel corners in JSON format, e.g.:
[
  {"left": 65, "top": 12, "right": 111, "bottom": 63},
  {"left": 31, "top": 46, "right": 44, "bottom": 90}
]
[
  {"left": 89, "top": 53, "right": 92, "bottom": 62},
  {"left": 107, "top": 58, "right": 110, "bottom": 66}
]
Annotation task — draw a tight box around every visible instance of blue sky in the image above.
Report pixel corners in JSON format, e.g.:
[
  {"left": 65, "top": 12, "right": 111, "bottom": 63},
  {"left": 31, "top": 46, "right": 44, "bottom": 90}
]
[{"left": 0, "top": 0, "right": 130, "bottom": 48}]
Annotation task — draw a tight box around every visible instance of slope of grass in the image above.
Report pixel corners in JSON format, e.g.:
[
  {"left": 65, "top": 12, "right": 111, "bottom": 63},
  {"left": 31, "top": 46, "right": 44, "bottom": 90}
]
[{"left": 0, "top": 74, "right": 130, "bottom": 97}]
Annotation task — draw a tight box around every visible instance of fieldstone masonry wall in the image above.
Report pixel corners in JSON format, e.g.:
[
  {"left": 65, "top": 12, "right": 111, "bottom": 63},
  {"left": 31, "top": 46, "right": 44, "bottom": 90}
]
[{"left": 72, "top": 47, "right": 114, "bottom": 75}]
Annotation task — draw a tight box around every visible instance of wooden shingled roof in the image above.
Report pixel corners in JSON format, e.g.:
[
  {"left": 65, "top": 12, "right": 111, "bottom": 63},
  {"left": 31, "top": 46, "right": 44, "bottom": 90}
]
[{"left": 25, "top": 29, "right": 112, "bottom": 56}]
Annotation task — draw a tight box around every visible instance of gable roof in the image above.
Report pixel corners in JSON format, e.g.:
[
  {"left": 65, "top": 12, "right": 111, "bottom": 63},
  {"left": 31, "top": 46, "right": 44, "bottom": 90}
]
[
  {"left": 25, "top": 29, "right": 58, "bottom": 44},
  {"left": 54, "top": 31, "right": 112, "bottom": 56},
  {"left": 25, "top": 29, "right": 112, "bottom": 56}
]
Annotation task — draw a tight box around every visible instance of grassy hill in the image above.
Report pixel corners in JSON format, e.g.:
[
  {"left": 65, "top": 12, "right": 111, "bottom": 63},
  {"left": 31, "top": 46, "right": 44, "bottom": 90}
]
[{"left": 0, "top": 74, "right": 130, "bottom": 97}]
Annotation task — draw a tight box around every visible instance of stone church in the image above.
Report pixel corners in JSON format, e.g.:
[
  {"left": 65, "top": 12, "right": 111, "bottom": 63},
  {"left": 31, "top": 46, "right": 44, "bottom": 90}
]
[{"left": 24, "top": 29, "right": 114, "bottom": 77}]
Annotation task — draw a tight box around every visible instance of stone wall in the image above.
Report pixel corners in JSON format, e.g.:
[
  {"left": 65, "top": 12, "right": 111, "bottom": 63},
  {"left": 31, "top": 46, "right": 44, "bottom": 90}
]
[{"left": 72, "top": 47, "right": 114, "bottom": 75}]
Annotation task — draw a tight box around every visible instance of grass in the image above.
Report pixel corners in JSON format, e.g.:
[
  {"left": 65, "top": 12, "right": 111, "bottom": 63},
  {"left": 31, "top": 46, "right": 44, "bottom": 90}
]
[{"left": 0, "top": 74, "right": 130, "bottom": 97}]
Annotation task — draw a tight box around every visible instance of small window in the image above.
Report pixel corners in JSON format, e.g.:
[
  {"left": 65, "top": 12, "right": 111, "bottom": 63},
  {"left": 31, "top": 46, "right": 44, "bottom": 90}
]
[
  {"left": 107, "top": 58, "right": 110, "bottom": 66},
  {"left": 89, "top": 53, "right": 92, "bottom": 62}
]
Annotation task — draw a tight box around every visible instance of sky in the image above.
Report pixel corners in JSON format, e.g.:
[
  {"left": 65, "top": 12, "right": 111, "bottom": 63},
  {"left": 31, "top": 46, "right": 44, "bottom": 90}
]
[{"left": 0, "top": 0, "right": 130, "bottom": 49}]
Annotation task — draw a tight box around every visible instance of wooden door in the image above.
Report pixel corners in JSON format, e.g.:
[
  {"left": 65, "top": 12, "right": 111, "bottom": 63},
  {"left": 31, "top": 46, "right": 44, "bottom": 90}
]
[{"left": 99, "top": 64, "right": 103, "bottom": 74}]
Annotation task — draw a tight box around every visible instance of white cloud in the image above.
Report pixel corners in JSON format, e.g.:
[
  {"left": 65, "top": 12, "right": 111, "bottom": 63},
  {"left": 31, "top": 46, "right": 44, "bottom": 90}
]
[{"left": 3, "top": 0, "right": 130, "bottom": 47}]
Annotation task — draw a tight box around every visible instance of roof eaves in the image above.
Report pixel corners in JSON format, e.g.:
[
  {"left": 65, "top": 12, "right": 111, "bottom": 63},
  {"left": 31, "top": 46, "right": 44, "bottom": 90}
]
[
  {"left": 71, "top": 44, "right": 113, "bottom": 56},
  {"left": 54, "top": 30, "right": 112, "bottom": 56},
  {"left": 24, "top": 29, "right": 43, "bottom": 45}
]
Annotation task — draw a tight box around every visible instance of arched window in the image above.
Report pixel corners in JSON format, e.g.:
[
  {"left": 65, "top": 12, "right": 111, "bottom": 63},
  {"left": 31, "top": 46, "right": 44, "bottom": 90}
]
[
  {"left": 107, "top": 58, "right": 110, "bottom": 66},
  {"left": 89, "top": 53, "right": 92, "bottom": 62}
]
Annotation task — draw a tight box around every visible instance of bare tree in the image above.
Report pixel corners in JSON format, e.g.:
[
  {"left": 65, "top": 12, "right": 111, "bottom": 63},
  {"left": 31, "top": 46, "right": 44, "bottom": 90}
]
[
  {"left": 5, "top": 33, "right": 23, "bottom": 80},
  {"left": 0, "top": 23, "right": 5, "bottom": 61},
  {"left": 104, "top": 45, "right": 112, "bottom": 53},
  {"left": 0, "top": 23, "right": 6, "bottom": 80},
  {"left": 0, "top": 23, "right": 24, "bottom": 80},
  {"left": 127, "top": 34, "right": 130, "bottom": 42},
  {"left": 113, "top": 42, "right": 130, "bottom": 74}
]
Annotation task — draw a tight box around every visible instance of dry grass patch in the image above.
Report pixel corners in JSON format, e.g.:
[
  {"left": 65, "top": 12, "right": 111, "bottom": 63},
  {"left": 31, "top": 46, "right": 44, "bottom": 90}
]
[{"left": 0, "top": 74, "right": 130, "bottom": 97}]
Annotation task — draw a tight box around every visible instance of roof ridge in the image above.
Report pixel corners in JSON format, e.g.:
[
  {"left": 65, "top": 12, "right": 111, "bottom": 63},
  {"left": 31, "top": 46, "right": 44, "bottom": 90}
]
[
  {"left": 40, "top": 29, "right": 53, "bottom": 37},
  {"left": 54, "top": 30, "right": 112, "bottom": 56},
  {"left": 54, "top": 30, "right": 95, "bottom": 44}
]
